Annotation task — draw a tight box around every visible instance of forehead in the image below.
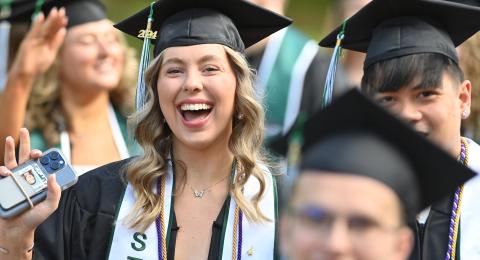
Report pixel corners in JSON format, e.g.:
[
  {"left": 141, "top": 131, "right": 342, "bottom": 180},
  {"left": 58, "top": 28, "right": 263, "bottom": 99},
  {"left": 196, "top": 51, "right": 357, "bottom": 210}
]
[
  {"left": 162, "top": 44, "right": 229, "bottom": 62},
  {"left": 292, "top": 172, "right": 401, "bottom": 218},
  {"left": 65, "top": 19, "right": 116, "bottom": 39}
]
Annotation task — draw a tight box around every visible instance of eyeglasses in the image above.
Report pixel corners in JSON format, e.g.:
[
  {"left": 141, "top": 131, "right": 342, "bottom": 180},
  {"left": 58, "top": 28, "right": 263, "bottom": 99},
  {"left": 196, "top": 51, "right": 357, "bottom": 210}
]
[{"left": 287, "top": 205, "right": 403, "bottom": 246}]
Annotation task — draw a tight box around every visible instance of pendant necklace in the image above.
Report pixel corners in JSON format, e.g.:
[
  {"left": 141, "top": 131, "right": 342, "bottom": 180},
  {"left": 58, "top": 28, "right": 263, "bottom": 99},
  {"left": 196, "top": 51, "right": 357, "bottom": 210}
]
[{"left": 187, "top": 173, "right": 230, "bottom": 198}]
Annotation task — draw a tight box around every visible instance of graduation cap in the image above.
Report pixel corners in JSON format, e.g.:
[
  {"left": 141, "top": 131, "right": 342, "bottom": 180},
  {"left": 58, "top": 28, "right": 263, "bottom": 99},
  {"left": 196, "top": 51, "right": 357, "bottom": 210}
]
[
  {"left": 114, "top": 0, "right": 292, "bottom": 110},
  {"left": 319, "top": 0, "right": 480, "bottom": 70},
  {"left": 270, "top": 89, "right": 476, "bottom": 221},
  {"left": 0, "top": 0, "right": 106, "bottom": 28}
]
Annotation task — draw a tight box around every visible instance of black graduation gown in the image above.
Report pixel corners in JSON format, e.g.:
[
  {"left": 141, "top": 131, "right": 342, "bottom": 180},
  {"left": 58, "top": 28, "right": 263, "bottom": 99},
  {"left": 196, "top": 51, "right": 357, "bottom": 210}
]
[
  {"left": 32, "top": 159, "right": 234, "bottom": 260},
  {"left": 419, "top": 195, "right": 454, "bottom": 260}
]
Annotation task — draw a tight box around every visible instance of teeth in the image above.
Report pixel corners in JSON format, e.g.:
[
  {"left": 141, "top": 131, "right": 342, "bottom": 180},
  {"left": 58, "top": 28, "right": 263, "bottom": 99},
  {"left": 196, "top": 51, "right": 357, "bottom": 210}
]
[{"left": 180, "top": 103, "right": 212, "bottom": 111}]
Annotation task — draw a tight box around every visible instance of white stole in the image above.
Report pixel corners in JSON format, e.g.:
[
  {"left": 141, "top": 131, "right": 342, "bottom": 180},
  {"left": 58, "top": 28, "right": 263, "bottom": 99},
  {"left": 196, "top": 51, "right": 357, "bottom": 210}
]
[
  {"left": 459, "top": 138, "right": 480, "bottom": 259},
  {"left": 107, "top": 163, "right": 276, "bottom": 260}
]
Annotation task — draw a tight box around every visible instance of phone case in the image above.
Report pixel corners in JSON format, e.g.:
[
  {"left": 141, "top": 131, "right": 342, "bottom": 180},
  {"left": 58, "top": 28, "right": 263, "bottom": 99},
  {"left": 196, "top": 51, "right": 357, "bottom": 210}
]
[{"left": 0, "top": 148, "right": 78, "bottom": 218}]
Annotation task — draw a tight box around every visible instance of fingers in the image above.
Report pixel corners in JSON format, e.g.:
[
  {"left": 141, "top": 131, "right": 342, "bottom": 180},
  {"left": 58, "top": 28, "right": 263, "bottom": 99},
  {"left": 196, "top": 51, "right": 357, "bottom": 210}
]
[
  {"left": 43, "top": 7, "right": 68, "bottom": 41},
  {"left": 4, "top": 136, "right": 18, "bottom": 169},
  {"left": 44, "top": 175, "right": 61, "bottom": 212},
  {"left": 18, "top": 128, "right": 31, "bottom": 165},
  {"left": 30, "top": 149, "right": 43, "bottom": 160},
  {"left": 0, "top": 166, "right": 12, "bottom": 177}
]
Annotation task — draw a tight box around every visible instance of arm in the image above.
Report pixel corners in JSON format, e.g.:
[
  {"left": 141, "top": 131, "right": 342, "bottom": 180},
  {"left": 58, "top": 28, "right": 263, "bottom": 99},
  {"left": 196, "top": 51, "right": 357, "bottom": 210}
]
[
  {"left": 0, "top": 8, "right": 67, "bottom": 165},
  {"left": 0, "top": 129, "right": 61, "bottom": 260}
]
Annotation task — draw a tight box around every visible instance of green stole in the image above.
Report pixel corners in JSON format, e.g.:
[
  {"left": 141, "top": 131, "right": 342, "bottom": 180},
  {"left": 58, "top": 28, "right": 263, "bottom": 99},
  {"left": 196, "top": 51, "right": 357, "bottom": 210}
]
[{"left": 257, "top": 26, "right": 319, "bottom": 142}]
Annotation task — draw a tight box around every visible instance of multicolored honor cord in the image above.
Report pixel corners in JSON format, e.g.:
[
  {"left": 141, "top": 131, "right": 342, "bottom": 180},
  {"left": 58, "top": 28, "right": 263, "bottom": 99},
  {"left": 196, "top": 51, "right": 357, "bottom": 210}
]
[{"left": 445, "top": 138, "right": 468, "bottom": 260}]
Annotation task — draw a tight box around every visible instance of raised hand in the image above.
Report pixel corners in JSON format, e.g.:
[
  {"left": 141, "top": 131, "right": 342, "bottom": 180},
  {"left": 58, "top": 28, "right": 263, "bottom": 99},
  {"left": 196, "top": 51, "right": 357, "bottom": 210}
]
[
  {"left": 9, "top": 7, "right": 68, "bottom": 79},
  {"left": 0, "top": 128, "right": 61, "bottom": 259}
]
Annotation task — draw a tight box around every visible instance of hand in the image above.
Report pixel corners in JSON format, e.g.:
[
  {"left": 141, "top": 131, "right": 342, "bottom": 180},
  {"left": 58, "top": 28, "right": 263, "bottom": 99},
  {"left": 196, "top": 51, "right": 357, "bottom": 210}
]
[
  {"left": 0, "top": 128, "right": 61, "bottom": 256},
  {"left": 9, "top": 7, "right": 68, "bottom": 80}
]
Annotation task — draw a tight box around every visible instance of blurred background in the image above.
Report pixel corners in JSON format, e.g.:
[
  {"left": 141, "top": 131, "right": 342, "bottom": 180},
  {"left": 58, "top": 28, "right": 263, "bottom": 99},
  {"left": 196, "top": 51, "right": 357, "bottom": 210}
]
[{"left": 104, "top": 0, "right": 336, "bottom": 51}]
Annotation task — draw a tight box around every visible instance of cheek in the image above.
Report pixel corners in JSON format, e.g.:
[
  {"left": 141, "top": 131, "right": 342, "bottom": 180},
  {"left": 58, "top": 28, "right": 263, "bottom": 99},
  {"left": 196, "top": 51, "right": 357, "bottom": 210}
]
[
  {"left": 157, "top": 81, "right": 178, "bottom": 115},
  {"left": 63, "top": 47, "right": 97, "bottom": 67},
  {"left": 287, "top": 225, "right": 322, "bottom": 255}
]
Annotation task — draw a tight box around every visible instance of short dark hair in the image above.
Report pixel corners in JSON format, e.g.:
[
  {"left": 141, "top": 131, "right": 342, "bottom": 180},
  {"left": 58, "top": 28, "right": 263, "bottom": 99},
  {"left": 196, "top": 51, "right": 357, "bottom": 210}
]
[{"left": 361, "top": 53, "right": 464, "bottom": 96}]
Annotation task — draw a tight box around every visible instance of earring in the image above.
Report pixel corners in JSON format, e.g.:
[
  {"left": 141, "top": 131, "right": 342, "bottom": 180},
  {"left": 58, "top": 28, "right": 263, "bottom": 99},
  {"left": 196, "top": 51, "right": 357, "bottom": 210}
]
[
  {"left": 462, "top": 110, "right": 470, "bottom": 119},
  {"left": 237, "top": 113, "right": 245, "bottom": 120}
]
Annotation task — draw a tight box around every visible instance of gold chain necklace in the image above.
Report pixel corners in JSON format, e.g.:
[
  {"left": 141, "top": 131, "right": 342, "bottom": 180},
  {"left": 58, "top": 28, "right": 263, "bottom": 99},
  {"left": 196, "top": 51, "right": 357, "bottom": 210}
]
[{"left": 187, "top": 173, "right": 230, "bottom": 198}]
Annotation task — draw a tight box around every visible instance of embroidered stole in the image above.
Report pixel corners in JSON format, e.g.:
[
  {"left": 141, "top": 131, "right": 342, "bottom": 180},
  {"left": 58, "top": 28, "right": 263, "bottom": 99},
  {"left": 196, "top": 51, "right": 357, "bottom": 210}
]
[{"left": 107, "top": 163, "right": 276, "bottom": 260}]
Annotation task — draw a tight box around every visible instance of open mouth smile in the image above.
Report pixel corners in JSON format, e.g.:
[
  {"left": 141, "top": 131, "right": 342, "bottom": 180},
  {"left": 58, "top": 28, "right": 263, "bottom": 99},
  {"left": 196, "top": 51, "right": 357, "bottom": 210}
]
[{"left": 178, "top": 102, "right": 214, "bottom": 127}]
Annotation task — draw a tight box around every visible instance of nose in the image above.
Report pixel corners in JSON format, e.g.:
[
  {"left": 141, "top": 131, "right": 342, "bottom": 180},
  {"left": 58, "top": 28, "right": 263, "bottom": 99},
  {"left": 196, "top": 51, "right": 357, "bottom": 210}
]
[
  {"left": 397, "top": 101, "right": 422, "bottom": 125},
  {"left": 97, "top": 39, "right": 109, "bottom": 57},
  {"left": 183, "top": 70, "right": 203, "bottom": 93},
  {"left": 324, "top": 221, "right": 353, "bottom": 256}
]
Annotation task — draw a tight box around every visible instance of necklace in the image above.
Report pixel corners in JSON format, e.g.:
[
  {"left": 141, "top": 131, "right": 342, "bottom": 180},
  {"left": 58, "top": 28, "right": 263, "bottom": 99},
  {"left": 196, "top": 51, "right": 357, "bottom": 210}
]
[
  {"left": 445, "top": 138, "right": 468, "bottom": 260},
  {"left": 155, "top": 157, "right": 243, "bottom": 260},
  {"left": 187, "top": 173, "right": 230, "bottom": 198}
]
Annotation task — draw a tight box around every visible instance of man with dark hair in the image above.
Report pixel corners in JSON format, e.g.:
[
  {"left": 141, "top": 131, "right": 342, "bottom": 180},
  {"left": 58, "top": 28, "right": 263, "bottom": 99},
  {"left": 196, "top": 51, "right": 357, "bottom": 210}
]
[
  {"left": 271, "top": 90, "right": 475, "bottom": 260},
  {"left": 320, "top": 0, "right": 480, "bottom": 259}
]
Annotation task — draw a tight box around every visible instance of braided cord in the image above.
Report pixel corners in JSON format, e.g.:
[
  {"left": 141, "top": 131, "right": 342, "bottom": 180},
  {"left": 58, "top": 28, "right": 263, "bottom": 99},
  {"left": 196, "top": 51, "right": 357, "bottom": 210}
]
[
  {"left": 156, "top": 176, "right": 167, "bottom": 260},
  {"left": 232, "top": 206, "right": 240, "bottom": 260},
  {"left": 445, "top": 138, "right": 468, "bottom": 260}
]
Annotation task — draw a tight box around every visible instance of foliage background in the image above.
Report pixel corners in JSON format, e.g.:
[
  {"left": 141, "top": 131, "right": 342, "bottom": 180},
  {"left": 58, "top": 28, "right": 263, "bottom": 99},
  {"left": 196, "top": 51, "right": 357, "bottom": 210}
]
[{"left": 103, "top": 0, "right": 336, "bottom": 51}]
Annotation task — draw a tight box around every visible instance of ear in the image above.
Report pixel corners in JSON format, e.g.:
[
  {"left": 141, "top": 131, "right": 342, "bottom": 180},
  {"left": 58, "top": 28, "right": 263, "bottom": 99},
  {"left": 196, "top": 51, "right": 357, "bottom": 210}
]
[
  {"left": 458, "top": 80, "right": 472, "bottom": 118},
  {"left": 394, "top": 226, "right": 414, "bottom": 260}
]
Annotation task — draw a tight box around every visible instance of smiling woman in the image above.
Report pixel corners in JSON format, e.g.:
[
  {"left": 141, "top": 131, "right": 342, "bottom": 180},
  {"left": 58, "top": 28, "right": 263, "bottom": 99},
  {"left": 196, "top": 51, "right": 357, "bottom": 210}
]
[
  {"left": 0, "top": 0, "right": 292, "bottom": 259},
  {"left": 0, "top": 0, "right": 141, "bottom": 174}
]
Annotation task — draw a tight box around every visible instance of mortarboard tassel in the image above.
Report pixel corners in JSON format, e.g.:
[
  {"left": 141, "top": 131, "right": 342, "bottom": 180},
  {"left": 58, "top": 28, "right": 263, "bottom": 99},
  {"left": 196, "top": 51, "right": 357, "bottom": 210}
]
[
  {"left": 0, "top": 0, "right": 12, "bottom": 92},
  {"left": 136, "top": 2, "right": 156, "bottom": 111},
  {"left": 322, "top": 20, "right": 347, "bottom": 108}
]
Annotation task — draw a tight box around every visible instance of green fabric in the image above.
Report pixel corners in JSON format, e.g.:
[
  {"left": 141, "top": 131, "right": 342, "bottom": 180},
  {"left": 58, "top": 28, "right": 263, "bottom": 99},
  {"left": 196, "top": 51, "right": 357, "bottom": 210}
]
[
  {"left": 264, "top": 27, "right": 313, "bottom": 141},
  {"left": 30, "top": 130, "right": 52, "bottom": 151}
]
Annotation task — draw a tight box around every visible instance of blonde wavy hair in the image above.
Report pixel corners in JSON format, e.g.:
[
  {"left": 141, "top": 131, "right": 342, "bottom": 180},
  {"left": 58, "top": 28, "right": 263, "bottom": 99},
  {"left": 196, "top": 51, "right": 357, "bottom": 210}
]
[
  {"left": 125, "top": 45, "right": 270, "bottom": 231},
  {"left": 461, "top": 33, "right": 480, "bottom": 140},
  {"left": 24, "top": 26, "right": 138, "bottom": 146}
]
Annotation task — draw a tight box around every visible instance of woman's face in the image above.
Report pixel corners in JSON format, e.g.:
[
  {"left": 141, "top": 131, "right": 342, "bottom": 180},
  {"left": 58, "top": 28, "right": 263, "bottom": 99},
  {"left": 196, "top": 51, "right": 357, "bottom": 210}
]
[
  {"left": 59, "top": 19, "right": 125, "bottom": 93},
  {"left": 157, "top": 44, "right": 237, "bottom": 150}
]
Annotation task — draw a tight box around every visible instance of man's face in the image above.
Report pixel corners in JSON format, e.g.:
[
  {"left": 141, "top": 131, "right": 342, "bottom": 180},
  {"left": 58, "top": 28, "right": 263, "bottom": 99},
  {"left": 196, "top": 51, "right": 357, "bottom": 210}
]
[
  {"left": 373, "top": 72, "right": 471, "bottom": 156},
  {"left": 281, "top": 172, "right": 413, "bottom": 260}
]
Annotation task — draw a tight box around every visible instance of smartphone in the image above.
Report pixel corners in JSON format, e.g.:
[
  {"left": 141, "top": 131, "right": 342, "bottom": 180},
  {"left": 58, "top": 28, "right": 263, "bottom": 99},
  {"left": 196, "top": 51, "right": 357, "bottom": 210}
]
[{"left": 0, "top": 148, "right": 78, "bottom": 218}]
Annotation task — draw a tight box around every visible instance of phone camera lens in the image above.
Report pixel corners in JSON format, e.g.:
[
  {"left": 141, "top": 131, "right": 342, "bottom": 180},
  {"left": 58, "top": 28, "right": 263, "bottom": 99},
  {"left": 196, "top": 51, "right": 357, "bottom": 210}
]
[
  {"left": 49, "top": 152, "right": 60, "bottom": 160},
  {"left": 51, "top": 161, "right": 60, "bottom": 170},
  {"left": 40, "top": 156, "right": 50, "bottom": 165}
]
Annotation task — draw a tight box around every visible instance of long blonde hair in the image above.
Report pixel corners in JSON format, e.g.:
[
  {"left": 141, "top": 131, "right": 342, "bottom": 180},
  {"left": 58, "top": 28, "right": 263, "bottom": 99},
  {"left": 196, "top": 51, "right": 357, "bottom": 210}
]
[
  {"left": 125, "top": 45, "right": 270, "bottom": 231},
  {"left": 24, "top": 27, "right": 138, "bottom": 146}
]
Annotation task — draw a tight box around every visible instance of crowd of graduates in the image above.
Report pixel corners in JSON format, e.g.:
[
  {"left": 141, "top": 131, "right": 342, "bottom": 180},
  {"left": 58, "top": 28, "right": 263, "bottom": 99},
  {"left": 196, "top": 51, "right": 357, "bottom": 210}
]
[{"left": 0, "top": 0, "right": 479, "bottom": 259}]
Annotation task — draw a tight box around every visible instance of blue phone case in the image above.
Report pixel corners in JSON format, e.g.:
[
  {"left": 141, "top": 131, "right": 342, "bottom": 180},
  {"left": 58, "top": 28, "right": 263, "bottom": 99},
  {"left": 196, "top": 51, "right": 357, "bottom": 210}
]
[{"left": 0, "top": 148, "right": 78, "bottom": 219}]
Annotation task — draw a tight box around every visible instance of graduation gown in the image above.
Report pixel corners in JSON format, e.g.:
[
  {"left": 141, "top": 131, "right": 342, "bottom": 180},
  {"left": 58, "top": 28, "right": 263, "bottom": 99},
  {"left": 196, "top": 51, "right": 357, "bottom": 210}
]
[
  {"left": 32, "top": 159, "right": 279, "bottom": 260},
  {"left": 418, "top": 138, "right": 480, "bottom": 260}
]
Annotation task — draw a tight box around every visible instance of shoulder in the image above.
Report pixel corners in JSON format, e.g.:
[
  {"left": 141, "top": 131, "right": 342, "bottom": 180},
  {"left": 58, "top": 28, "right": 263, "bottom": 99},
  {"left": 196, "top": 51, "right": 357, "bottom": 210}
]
[
  {"left": 70, "top": 158, "right": 134, "bottom": 213},
  {"left": 465, "top": 138, "right": 480, "bottom": 174}
]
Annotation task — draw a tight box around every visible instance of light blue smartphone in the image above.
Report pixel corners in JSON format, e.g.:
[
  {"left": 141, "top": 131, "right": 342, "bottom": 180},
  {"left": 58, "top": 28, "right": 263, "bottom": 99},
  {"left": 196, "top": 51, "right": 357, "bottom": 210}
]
[{"left": 0, "top": 148, "right": 78, "bottom": 219}]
